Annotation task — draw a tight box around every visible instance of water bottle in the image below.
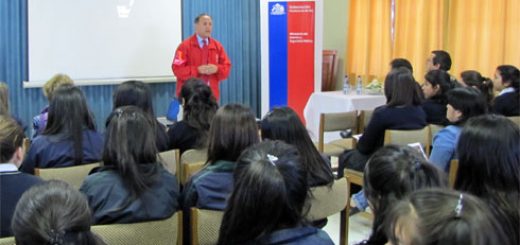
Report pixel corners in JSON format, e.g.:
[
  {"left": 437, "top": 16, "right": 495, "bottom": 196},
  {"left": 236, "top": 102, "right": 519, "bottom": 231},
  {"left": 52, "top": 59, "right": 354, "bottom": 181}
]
[
  {"left": 342, "top": 75, "right": 350, "bottom": 95},
  {"left": 356, "top": 75, "right": 363, "bottom": 95}
]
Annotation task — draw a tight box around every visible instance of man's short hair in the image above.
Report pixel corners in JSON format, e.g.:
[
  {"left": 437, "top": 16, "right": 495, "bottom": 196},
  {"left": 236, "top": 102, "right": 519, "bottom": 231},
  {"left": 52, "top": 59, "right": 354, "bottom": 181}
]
[
  {"left": 194, "top": 13, "right": 211, "bottom": 23},
  {"left": 432, "top": 50, "right": 452, "bottom": 71}
]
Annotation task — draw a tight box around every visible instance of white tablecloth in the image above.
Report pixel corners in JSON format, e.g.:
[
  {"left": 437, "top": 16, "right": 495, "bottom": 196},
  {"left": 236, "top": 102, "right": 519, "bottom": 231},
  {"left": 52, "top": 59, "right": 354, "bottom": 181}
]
[{"left": 303, "top": 91, "right": 386, "bottom": 142}]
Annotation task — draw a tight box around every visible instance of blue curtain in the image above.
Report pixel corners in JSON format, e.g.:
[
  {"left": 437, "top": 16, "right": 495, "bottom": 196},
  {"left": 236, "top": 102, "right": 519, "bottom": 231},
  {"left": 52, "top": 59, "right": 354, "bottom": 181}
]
[
  {"left": 182, "top": 0, "right": 261, "bottom": 115},
  {"left": 0, "top": 1, "right": 176, "bottom": 134}
]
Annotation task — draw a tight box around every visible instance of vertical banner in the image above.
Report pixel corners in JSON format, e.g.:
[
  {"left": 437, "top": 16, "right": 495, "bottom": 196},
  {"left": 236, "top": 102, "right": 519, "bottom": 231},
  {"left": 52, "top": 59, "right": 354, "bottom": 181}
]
[{"left": 261, "top": 0, "right": 323, "bottom": 123}]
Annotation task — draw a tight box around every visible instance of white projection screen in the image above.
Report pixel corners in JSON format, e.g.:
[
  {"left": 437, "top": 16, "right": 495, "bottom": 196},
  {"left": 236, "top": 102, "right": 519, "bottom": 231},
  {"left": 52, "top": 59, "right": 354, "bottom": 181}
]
[{"left": 27, "top": 0, "right": 182, "bottom": 86}]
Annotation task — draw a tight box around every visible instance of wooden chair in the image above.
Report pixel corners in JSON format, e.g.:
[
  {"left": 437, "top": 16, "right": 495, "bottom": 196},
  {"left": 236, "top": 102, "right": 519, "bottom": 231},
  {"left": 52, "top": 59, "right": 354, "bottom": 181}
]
[
  {"left": 344, "top": 169, "right": 373, "bottom": 220},
  {"left": 180, "top": 149, "right": 207, "bottom": 184},
  {"left": 357, "top": 109, "right": 374, "bottom": 133},
  {"left": 158, "top": 149, "right": 180, "bottom": 176},
  {"left": 384, "top": 127, "right": 431, "bottom": 155},
  {"left": 181, "top": 161, "right": 205, "bottom": 185},
  {"left": 322, "top": 50, "right": 338, "bottom": 91},
  {"left": 307, "top": 177, "right": 350, "bottom": 245},
  {"left": 35, "top": 162, "right": 100, "bottom": 189},
  {"left": 448, "top": 159, "right": 459, "bottom": 188},
  {"left": 508, "top": 116, "right": 520, "bottom": 127},
  {"left": 428, "top": 124, "right": 444, "bottom": 139},
  {"left": 318, "top": 111, "right": 357, "bottom": 156},
  {"left": 190, "top": 208, "right": 224, "bottom": 245},
  {"left": 0, "top": 237, "right": 14, "bottom": 245},
  {"left": 92, "top": 212, "right": 182, "bottom": 245}
]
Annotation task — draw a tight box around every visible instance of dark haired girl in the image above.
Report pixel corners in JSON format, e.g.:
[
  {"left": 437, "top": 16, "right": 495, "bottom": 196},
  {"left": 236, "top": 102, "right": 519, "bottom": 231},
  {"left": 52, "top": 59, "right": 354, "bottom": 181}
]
[
  {"left": 421, "top": 69, "right": 454, "bottom": 125},
  {"left": 358, "top": 145, "right": 446, "bottom": 245},
  {"left": 113, "top": 80, "right": 169, "bottom": 151},
  {"left": 261, "top": 107, "right": 333, "bottom": 187},
  {"left": 20, "top": 85, "right": 103, "bottom": 174},
  {"left": 429, "top": 87, "right": 487, "bottom": 171},
  {"left": 80, "top": 106, "right": 179, "bottom": 224},
  {"left": 460, "top": 70, "right": 494, "bottom": 106},
  {"left": 168, "top": 78, "right": 218, "bottom": 153},
  {"left": 217, "top": 140, "right": 334, "bottom": 245},
  {"left": 455, "top": 114, "right": 520, "bottom": 244},
  {"left": 492, "top": 65, "right": 520, "bottom": 116}
]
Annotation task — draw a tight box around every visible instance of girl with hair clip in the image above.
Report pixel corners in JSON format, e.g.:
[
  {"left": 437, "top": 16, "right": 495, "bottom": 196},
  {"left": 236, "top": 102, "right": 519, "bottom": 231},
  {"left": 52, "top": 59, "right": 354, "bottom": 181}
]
[
  {"left": 338, "top": 67, "right": 426, "bottom": 177},
  {"left": 384, "top": 189, "right": 509, "bottom": 245},
  {"left": 113, "top": 80, "right": 169, "bottom": 151},
  {"left": 80, "top": 106, "right": 179, "bottom": 224},
  {"left": 12, "top": 180, "right": 106, "bottom": 245},
  {"left": 429, "top": 87, "right": 487, "bottom": 171},
  {"left": 455, "top": 114, "right": 520, "bottom": 245},
  {"left": 421, "top": 69, "right": 454, "bottom": 125},
  {"left": 167, "top": 78, "right": 218, "bottom": 153},
  {"left": 492, "top": 65, "right": 520, "bottom": 116},
  {"left": 356, "top": 145, "right": 446, "bottom": 245},
  {"left": 217, "top": 140, "right": 334, "bottom": 245},
  {"left": 260, "top": 107, "right": 334, "bottom": 187},
  {"left": 20, "top": 85, "right": 103, "bottom": 175},
  {"left": 0, "top": 116, "right": 42, "bottom": 238},
  {"left": 460, "top": 70, "right": 494, "bottom": 107}
]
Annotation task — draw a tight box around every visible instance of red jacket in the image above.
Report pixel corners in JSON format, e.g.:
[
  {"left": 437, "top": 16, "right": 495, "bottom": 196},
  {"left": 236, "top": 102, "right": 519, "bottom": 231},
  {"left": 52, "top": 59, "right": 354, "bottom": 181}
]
[{"left": 171, "top": 35, "right": 231, "bottom": 100}]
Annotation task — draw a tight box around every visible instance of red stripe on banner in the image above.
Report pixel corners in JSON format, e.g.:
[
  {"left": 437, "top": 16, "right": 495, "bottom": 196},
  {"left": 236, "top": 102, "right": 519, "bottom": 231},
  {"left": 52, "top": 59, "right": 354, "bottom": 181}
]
[{"left": 287, "top": 1, "right": 315, "bottom": 124}]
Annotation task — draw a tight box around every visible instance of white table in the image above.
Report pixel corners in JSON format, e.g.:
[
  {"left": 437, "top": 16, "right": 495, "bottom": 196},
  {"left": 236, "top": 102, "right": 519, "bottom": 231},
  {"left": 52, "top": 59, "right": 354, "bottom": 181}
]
[{"left": 303, "top": 91, "right": 386, "bottom": 142}]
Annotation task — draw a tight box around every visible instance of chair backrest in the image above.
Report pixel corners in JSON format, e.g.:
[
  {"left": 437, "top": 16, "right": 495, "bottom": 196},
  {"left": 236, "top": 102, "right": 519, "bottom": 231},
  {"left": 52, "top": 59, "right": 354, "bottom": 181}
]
[
  {"left": 35, "top": 162, "right": 100, "bottom": 189},
  {"left": 158, "top": 149, "right": 180, "bottom": 176},
  {"left": 318, "top": 111, "right": 358, "bottom": 152},
  {"left": 428, "top": 124, "right": 444, "bottom": 139},
  {"left": 344, "top": 169, "right": 364, "bottom": 187},
  {"left": 190, "top": 208, "right": 224, "bottom": 245},
  {"left": 322, "top": 50, "right": 338, "bottom": 91},
  {"left": 182, "top": 161, "right": 205, "bottom": 185},
  {"left": 179, "top": 149, "right": 207, "bottom": 183},
  {"left": 508, "top": 116, "right": 520, "bottom": 127},
  {"left": 307, "top": 177, "right": 350, "bottom": 245},
  {"left": 0, "top": 236, "right": 15, "bottom": 245},
  {"left": 384, "top": 127, "right": 431, "bottom": 155},
  {"left": 357, "top": 110, "right": 374, "bottom": 133},
  {"left": 448, "top": 159, "right": 459, "bottom": 188},
  {"left": 92, "top": 212, "right": 181, "bottom": 245}
]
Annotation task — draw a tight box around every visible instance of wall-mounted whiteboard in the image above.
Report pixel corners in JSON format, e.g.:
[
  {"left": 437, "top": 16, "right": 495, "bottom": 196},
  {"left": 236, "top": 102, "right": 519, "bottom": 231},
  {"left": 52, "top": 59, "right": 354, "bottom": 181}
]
[{"left": 26, "top": 0, "right": 182, "bottom": 87}]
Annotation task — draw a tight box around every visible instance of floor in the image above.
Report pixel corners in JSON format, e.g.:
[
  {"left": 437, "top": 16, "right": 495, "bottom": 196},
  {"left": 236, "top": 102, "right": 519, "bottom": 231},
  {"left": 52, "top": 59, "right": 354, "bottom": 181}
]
[{"left": 322, "top": 212, "right": 373, "bottom": 245}]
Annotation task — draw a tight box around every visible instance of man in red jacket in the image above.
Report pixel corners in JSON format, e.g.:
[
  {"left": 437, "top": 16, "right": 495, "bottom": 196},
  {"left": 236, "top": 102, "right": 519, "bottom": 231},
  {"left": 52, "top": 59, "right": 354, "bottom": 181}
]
[{"left": 172, "top": 13, "right": 231, "bottom": 100}]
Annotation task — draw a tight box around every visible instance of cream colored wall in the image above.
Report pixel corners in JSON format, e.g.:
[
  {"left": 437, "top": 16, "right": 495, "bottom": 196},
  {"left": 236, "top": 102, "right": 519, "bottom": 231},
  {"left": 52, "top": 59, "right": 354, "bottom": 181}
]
[{"left": 323, "top": 0, "right": 349, "bottom": 90}]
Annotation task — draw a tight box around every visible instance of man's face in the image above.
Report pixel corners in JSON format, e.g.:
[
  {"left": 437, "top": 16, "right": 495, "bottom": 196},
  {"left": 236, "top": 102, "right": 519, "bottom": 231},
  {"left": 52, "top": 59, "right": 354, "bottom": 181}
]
[
  {"left": 425, "top": 53, "right": 438, "bottom": 72},
  {"left": 195, "top": 16, "right": 212, "bottom": 39}
]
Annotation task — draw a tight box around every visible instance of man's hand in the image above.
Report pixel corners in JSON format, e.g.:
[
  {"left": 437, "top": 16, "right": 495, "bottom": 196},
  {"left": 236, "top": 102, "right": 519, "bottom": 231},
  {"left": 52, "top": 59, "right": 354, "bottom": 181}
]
[{"left": 197, "top": 64, "right": 218, "bottom": 75}]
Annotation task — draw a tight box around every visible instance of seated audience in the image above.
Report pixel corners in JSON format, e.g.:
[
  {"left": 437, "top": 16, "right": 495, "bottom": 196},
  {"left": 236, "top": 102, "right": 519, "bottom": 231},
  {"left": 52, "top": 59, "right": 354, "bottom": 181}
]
[
  {"left": 113, "top": 80, "right": 169, "bottom": 151},
  {"left": 168, "top": 78, "right": 218, "bottom": 153},
  {"left": 217, "top": 140, "right": 334, "bottom": 245},
  {"left": 0, "top": 82, "right": 26, "bottom": 131},
  {"left": 425, "top": 50, "right": 458, "bottom": 84},
  {"left": 492, "top": 65, "right": 520, "bottom": 116},
  {"left": 0, "top": 116, "right": 42, "bottom": 237},
  {"left": 385, "top": 189, "right": 508, "bottom": 245},
  {"left": 455, "top": 114, "right": 520, "bottom": 245},
  {"left": 460, "top": 70, "right": 494, "bottom": 107},
  {"left": 260, "top": 107, "right": 333, "bottom": 187},
  {"left": 32, "top": 73, "right": 74, "bottom": 138},
  {"left": 20, "top": 85, "right": 103, "bottom": 174},
  {"left": 11, "top": 180, "right": 105, "bottom": 245},
  {"left": 390, "top": 58, "right": 413, "bottom": 72},
  {"left": 356, "top": 145, "right": 445, "bottom": 245},
  {"left": 80, "top": 106, "right": 179, "bottom": 224},
  {"left": 429, "top": 87, "right": 487, "bottom": 171},
  {"left": 338, "top": 67, "right": 426, "bottom": 176},
  {"left": 421, "top": 70, "right": 453, "bottom": 125}
]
